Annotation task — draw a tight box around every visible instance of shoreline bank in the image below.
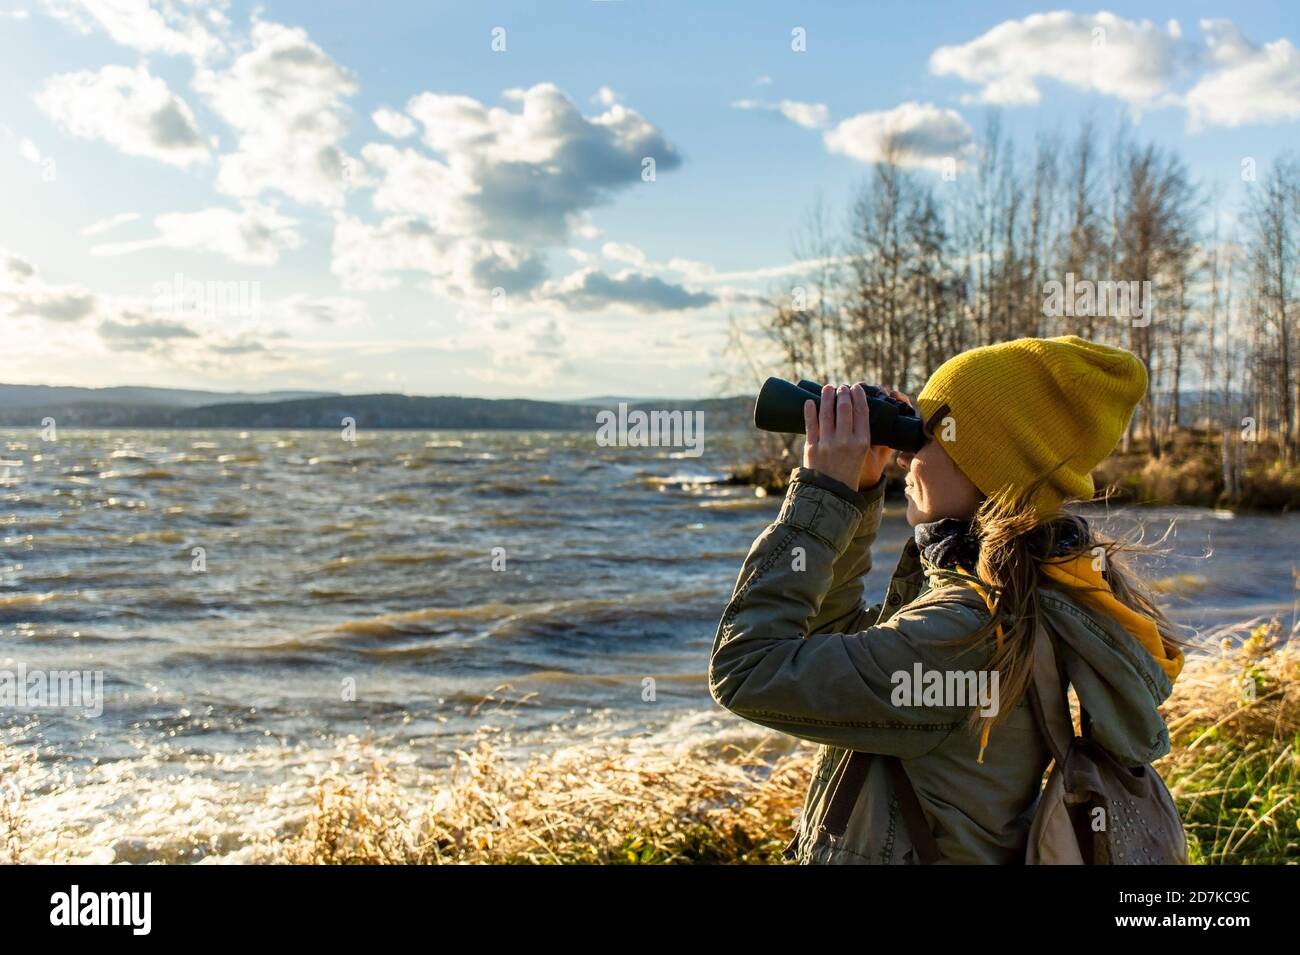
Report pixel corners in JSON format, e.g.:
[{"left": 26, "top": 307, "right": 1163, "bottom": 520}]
[
  {"left": 727, "top": 429, "right": 1300, "bottom": 514},
  {"left": 3, "top": 621, "right": 1294, "bottom": 864}
]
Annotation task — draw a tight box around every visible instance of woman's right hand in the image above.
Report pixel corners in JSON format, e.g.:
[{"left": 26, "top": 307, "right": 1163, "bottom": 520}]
[
  {"left": 802, "top": 383, "right": 872, "bottom": 491},
  {"left": 858, "top": 386, "right": 911, "bottom": 488}
]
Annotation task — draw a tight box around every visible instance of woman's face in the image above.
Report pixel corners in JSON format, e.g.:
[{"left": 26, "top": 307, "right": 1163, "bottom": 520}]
[{"left": 896, "top": 439, "right": 983, "bottom": 526}]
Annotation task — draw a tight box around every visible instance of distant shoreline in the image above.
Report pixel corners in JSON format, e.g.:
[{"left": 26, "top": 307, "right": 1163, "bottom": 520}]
[{"left": 0, "top": 392, "right": 754, "bottom": 431}]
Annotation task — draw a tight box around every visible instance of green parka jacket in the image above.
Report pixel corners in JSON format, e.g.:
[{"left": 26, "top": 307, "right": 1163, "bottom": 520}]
[{"left": 708, "top": 467, "right": 1176, "bottom": 864}]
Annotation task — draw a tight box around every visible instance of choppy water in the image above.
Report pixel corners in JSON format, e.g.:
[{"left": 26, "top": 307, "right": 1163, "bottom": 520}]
[{"left": 1, "top": 428, "right": 1296, "bottom": 862}]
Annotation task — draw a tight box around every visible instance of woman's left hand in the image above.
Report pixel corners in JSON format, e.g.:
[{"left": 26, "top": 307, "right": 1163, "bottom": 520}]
[
  {"left": 802, "top": 383, "right": 872, "bottom": 491},
  {"left": 858, "top": 386, "right": 910, "bottom": 489}
]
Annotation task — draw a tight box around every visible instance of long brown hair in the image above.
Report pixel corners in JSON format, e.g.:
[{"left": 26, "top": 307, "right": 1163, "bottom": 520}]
[{"left": 945, "top": 475, "right": 1187, "bottom": 742}]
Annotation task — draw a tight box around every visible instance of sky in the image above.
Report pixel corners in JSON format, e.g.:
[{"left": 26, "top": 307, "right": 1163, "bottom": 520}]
[{"left": 0, "top": 1, "right": 1297, "bottom": 399}]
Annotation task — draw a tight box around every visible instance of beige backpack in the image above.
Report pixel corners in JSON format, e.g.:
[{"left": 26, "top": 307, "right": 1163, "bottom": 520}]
[
  {"left": 1023, "top": 619, "right": 1187, "bottom": 864},
  {"left": 845, "top": 586, "right": 1189, "bottom": 864}
]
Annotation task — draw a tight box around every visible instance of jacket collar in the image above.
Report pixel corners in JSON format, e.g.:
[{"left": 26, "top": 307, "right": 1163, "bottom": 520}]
[
  {"left": 913, "top": 517, "right": 981, "bottom": 571},
  {"left": 912, "top": 514, "right": 1092, "bottom": 572}
]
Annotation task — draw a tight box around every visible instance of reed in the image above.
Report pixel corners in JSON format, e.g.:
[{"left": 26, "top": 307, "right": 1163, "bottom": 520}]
[
  {"left": 3, "top": 619, "right": 1294, "bottom": 865},
  {"left": 1161, "top": 619, "right": 1300, "bottom": 864},
  {"left": 275, "top": 620, "right": 1299, "bottom": 865}
]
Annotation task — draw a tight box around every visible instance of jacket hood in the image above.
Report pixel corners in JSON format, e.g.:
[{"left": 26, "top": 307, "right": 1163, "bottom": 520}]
[
  {"left": 1037, "top": 556, "right": 1182, "bottom": 765},
  {"left": 921, "top": 529, "right": 1184, "bottom": 767}
]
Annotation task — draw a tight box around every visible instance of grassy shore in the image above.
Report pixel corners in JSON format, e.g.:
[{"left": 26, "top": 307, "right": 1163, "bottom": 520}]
[
  {"left": 1093, "top": 430, "right": 1300, "bottom": 511},
  {"left": 3, "top": 623, "right": 1294, "bottom": 865},
  {"left": 268, "top": 619, "right": 1298, "bottom": 865}
]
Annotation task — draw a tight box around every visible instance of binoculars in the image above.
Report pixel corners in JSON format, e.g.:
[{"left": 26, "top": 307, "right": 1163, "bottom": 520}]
[{"left": 753, "top": 377, "right": 927, "bottom": 453}]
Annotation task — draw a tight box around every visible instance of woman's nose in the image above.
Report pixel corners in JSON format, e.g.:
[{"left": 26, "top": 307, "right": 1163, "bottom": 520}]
[{"left": 896, "top": 452, "right": 914, "bottom": 470}]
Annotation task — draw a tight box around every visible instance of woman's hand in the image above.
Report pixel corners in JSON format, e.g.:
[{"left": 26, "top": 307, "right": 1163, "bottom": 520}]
[
  {"left": 802, "top": 383, "right": 872, "bottom": 491},
  {"left": 858, "top": 386, "right": 911, "bottom": 489}
]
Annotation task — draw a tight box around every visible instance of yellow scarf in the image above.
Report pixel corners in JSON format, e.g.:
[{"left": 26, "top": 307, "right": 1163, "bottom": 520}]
[
  {"left": 953, "top": 555, "right": 1183, "bottom": 763},
  {"left": 1039, "top": 556, "right": 1184, "bottom": 682}
]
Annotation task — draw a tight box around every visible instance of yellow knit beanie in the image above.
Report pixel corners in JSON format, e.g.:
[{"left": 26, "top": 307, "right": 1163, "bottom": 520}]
[{"left": 915, "top": 336, "right": 1147, "bottom": 516}]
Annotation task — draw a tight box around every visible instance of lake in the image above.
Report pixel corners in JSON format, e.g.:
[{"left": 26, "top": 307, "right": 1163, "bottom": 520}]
[{"left": 1, "top": 428, "right": 1296, "bottom": 861}]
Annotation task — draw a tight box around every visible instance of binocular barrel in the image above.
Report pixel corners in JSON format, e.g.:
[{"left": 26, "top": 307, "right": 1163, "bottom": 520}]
[{"left": 753, "top": 377, "right": 926, "bottom": 453}]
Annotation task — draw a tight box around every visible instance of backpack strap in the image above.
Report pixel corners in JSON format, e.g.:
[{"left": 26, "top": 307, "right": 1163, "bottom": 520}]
[
  {"left": 1028, "top": 620, "right": 1100, "bottom": 862},
  {"left": 819, "top": 750, "right": 871, "bottom": 839},
  {"left": 819, "top": 751, "right": 943, "bottom": 864},
  {"left": 784, "top": 753, "right": 873, "bottom": 861},
  {"left": 1028, "top": 620, "right": 1076, "bottom": 766},
  {"left": 886, "top": 756, "right": 942, "bottom": 864}
]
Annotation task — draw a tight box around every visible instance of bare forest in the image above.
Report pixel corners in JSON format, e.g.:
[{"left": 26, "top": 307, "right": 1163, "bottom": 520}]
[{"left": 727, "top": 119, "right": 1300, "bottom": 508}]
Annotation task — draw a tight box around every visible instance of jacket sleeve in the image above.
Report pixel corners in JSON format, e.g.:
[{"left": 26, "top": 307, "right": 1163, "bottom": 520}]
[
  {"left": 709, "top": 469, "right": 989, "bottom": 757},
  {"left": 805, "top": 470, "right": 884, "bottom": 636}
]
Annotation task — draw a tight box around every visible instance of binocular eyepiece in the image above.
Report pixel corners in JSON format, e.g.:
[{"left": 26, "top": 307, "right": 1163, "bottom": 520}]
[{"left": 753, "top": 377, "right": 927, "bottom": 453}]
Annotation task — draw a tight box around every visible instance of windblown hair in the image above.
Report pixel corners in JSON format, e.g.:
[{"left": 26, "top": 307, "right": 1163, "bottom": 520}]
[{"left": 945, "top": 473, "right": 1188, "bottom": 742}]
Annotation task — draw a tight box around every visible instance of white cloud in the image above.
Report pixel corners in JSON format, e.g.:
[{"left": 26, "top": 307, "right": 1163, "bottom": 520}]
[
  {"left": 372, "top": 107, "right": 415, "bottom": 138},
  {"left": 334, "top": 83, "right": 689, "bottom": 309},
  {"left": 91, "top": 203, "right": 301, "bottom": 265},
  {"left": 1186, "top": 20, "right": 1300, "bottom": 129},
  {"left": 273, "top": 293, "right": 368, "bottom": 328},
  {"left": 36, "top": 64, "right": 208, "bottom": 167},
  {"left": 601, "top": 241, "right": 647, "bottom": 266},
  {"left": 99, "top": 315, "right": 199, "bottom": 351},
  {"left": 732, "top": 98, "right": 829, "bottom": 129},
  {"left": 331, "top": 212, "right": 717, "bottom": 315},
  {"left": 194, "top": 19, "right": 357, "bottom": 207},
  {"left": 330, "top": 214, "right": 545, "bottom": 300},
  {"left": 538, "top": 267, "right": 716, "bottom": 313},
  {"left": 0, "top": 247, "right": 321, "bottom": 373},
  {"left": 41, "top": 0, "right": 227, "bottom": 60},
  {"left": 395, "top": 82, "right": 681, "bottom": 243},
  {"left": 929, "top": 12, "right": 1185, "bottom": 106},
  {"left": 464, "top": 316, "right": 575, "bottom": 390},
  {"left": 358, "top": 143, "right": 455, "bottom": 222},
  {"left": 0, "top": 249, "right": 97, "bottom": 322},
  {"left": 824, "top": 101, "right": 973, "bottom": 172},
  {"left": 330, "top": 215, "right": 445, "bottom": 292},
  {"left": 1, "top": 252, "right": 36, "bottom": 283},
  {"left": 81, "top": 212, "right": 140, "bottom": 236},
  {"left": 928, "top": 13, "right": 1299, "bottom": 130}
]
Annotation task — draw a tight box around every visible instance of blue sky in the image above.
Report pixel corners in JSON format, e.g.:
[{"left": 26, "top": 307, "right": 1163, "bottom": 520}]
[{"left": 1, "top": 1, "right": 1297, "bottom": 398}]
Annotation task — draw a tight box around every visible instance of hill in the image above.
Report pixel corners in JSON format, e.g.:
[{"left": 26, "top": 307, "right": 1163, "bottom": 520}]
[{"left": 0, "top": 386, "right": 753, "bottom": 430}]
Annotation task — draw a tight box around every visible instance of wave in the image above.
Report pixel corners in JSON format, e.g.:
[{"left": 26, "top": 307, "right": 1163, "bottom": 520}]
[
  {"left": 319, "top": 588, "right": 719, "bottom": 643},
  {"left": 696, "top": 497, "right": 775, "bottom": 511},
  {"left": 642, "top": 472, "right": 729, "bottom": 487},
  {"left": 317, "top": 551, "right": 462, "bottom": 573},
  {"left": 0, "top": 591, "right": 68, "bottom": 608},
  {"left": 468, "top": 481, "right": 539, "bottom": 496}
]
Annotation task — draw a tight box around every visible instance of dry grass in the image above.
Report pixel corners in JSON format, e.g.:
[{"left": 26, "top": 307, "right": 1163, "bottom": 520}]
[
  {"left": 1159, "top": 620, "right": 1300, "bottom": 864},
  {"left": 276, "top": 622, "right": 1300, "bottom": 866},
  {"left": 4, "top": 621, "right": 1295, "bottom": 865},
  {"left": 0, "top": 746, "right": 35, "bottom": 865},
  {"left": 1093, "top": 429, "right": 1300, "bottom": 510},
  {"left": 279, "top": 734, "right": 809, "bottom": 865}
]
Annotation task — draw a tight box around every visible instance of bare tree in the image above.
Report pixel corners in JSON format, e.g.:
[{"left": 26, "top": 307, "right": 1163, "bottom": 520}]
[
  {"left": 844, "top": 141, "right": 919, "bottom": 390},
  {"left": 1114, "top": 143, "right": 1198, "bottom": 457},
  {"left": 1244, "top": 156, "right": 1299, "bottom": 465},
  {"left": 740, "top": 121, "right": 1297, "bottom": 496}
]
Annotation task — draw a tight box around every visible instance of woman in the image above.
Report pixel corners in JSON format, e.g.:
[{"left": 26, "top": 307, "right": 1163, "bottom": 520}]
[{"left": 709, "top": 336, "right": 1185, "bottom": 864}]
